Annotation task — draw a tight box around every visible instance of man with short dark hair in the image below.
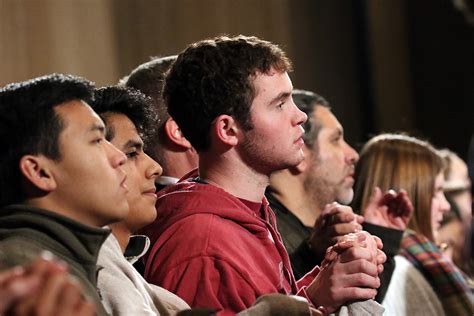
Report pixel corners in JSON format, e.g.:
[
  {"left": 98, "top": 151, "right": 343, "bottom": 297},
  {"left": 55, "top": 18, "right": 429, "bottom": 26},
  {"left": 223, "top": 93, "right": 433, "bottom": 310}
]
[
  {"left": 142, "top": 36, "right": 386, "bottom": 314},
  {"left": 0, "top": 74, "right": 130, "bottom": 315},
  {"left": 92, "top": 86, "right": 190, "bottom": 315},
  {"left": 123, "top": 56, "right": 198, "bottom": 190}
]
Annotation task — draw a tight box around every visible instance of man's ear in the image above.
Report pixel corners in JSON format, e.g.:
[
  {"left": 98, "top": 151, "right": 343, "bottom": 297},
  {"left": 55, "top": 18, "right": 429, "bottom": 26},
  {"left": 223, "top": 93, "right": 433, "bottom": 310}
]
[
  {"left": 212, "top": 114, "right": 239, "bottom": 147},
  {"left": 19, "top": 155, "right": 57, "bottom": 192},
  {"left": 164, "top": 118, "right": 193, "bottom": 149}
]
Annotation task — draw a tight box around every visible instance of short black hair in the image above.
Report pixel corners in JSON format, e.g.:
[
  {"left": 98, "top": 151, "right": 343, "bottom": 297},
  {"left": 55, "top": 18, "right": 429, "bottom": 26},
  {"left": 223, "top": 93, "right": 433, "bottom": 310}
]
[
  {"left": 164, "top": 35, "right": 292, "bottom": 152},
  {"left": 0, "top": 73, "right": 95, "bottom": 207},
  {"left": 121, "top": 56, "right": 177, "bottom": 163},
  {"left": 292, "top": 89, "right": 330, "bottom": 148},
  {"left": 91, "top": 86, "right": 157, "bottom": 144}
]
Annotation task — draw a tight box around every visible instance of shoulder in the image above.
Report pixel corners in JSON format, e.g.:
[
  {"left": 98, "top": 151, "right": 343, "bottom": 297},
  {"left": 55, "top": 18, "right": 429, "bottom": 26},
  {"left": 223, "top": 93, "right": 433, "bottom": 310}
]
[{"left": 0, "top": 236, "right": 45, "bottom": 267}]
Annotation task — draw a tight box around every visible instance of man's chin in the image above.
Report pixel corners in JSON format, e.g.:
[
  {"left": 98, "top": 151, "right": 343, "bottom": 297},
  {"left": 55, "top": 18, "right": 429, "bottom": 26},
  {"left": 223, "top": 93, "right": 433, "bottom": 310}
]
[{"left": 336, "top": 189, "right": 354, "bottom": 205}]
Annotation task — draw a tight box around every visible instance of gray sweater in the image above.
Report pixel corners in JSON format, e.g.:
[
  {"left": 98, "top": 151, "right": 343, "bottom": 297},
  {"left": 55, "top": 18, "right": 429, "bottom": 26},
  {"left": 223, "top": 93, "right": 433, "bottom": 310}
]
[{"left": 97, "top": 233, "right": 189, "bottom": 315}]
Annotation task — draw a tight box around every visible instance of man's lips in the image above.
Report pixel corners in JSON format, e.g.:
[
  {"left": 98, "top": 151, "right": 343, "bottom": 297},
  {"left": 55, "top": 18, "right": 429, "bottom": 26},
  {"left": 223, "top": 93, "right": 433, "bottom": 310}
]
[
  {"left": 120, "top": 176, "right": 128, "bottom": 192},
  {"left": 143, "top": 188, "right": 157, "bottom": 199},
  {"left": 294, "top": 132, "right": 305, "bottom": 145}
]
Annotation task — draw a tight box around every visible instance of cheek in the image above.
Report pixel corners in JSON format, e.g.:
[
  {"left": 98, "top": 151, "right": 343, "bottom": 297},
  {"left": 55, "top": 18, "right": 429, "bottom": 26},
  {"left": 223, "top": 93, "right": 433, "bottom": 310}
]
[
  {"left": 320, "top": 154, "right": 341, "bottom": 172},
  {"left": 431, "top": 199, "right": 441, "bottom": 215}
]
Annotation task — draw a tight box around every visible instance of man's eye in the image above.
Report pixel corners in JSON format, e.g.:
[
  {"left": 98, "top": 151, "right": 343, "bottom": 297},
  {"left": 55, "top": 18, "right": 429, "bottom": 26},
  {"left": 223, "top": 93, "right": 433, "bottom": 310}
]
[{"left": 126, "top": 151, "right": 139, "bottom": 159}]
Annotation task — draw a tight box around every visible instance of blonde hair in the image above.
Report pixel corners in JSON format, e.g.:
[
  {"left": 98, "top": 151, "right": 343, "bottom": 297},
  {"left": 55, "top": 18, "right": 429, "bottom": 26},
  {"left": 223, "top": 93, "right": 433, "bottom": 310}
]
[{"left": 352, "top": 134, "right": 444, "bottom": 241}]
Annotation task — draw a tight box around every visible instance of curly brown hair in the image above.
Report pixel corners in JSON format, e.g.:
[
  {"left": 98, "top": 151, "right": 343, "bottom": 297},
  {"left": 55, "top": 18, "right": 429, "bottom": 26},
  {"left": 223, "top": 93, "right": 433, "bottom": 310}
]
[{"left": 163, "top": 35, "right": 292, "bottom": 152}]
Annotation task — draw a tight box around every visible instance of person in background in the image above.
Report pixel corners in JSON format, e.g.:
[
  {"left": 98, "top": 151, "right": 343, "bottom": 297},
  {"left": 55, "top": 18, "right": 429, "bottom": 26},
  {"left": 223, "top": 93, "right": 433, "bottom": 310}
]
[
  {"left": 266, "top": 90, "right": 413, "bottom": 302},
  {"left": 438, "top": 149, "right": 473, "bottom": 279},
  {"left": 122, "top": 56, "right": 198, "bottom": 191},
  {"left": 352, "top": 133, "right": 473, "bottom": 315}
]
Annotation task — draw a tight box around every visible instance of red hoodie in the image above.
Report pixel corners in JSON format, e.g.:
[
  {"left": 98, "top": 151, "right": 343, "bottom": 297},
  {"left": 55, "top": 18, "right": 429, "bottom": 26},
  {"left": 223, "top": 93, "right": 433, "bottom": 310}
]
[{"left": 141, "top": 180, "right": 318, "bottom": 313}]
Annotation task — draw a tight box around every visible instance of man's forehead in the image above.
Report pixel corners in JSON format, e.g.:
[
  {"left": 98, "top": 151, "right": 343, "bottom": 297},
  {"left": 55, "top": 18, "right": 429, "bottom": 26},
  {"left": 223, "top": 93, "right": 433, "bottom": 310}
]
[
  {"left": 106, "top": 113, "right": 143, "bottom": 148},
  {"left": 314, "top": 106, "right": 343, "bottom": 134},
  {"left": 55, "top": 99, "right": 104, "bottom": 128},
  {"left": 251, "top": 70, "right": 292, "bottom": 94}
]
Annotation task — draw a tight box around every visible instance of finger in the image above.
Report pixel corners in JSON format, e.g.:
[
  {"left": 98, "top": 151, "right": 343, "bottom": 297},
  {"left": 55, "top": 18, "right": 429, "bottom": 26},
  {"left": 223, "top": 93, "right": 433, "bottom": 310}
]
[
  {"left": 399, "top": 192, "right": 414, "bottom": 215},
  {"left": 55, "top": 279, "right": 85, "bottom": 316},
  {"left": 324, "top": 246, "right": 338, "bottom": 262},
  {"left": 380, "top": 190, "right": 397, "bottom": 205},
  {"left": 378, "top": 264, "right": 384, "bottom": 274},
  {"left": 363, "top": 187, "right": 384, "bottom": 218},
  {"left": 376, "top": 249, "right": 387, "bottom": 265},
  {"left": 339, "top": 247, "right": 376, "bottom": 266},
  {"left": 341, "top": 272, "right": 381, "bottom": 289},
  {"left": 0, "top": 269, "right": 42, "bottom": 314},
  {"left": 35, "top": 271, "right": 68, "bottom": 316},
  {"left": 392, "top": 217, "right": 406, "bottom": 230},
  {"left": 355, "top": 214, "right": 364, "bottom": 224},
  {"left": 5, "top": 272, "right": 41, "bottom": 299},
  {"left": 26, "top": 254, "right": 67, "bottom": 279},
  {"left": 75, "top": 300, "right": 96, "bottom": 316},
  {"left": 333, "top": 232, "right": 369, "bottom": 253},
  {"left": 325, "top": 205, "right": 355, "bottom": 222},
  {"left": 338, "top": 287, "right": 378, "bottom": 302},
  {"left": 332, "top": 239, "right": 357, "bottom": 253},
  {"left": 369, "top": 187, "right": 383, "bottom": 204},
  {"left": 328, "top": 222, "right": 362, "bottom": 236},
  {"left": 8, "top": 294, "right": 39, "bottom": 316},
  {"left": 373, "top": 236, "right": 383, "bottom": 250},
  {"left": 321, "top": 202, "right": 341, "bottom": 217},
  {"left": 0, "top": 266, "right": 25, "bottom": 284},
  {"left": 311, "top": 307, "right": 325, "bottom": 316}
]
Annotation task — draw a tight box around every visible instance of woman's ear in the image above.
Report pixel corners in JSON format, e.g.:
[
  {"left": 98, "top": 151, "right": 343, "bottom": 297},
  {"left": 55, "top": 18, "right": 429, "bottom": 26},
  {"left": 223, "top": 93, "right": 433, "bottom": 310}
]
[
  {"left": 19, "top": 155, "right": 57, "bottom": 192},
  {"left": 213, "top": 114, "right": 239, "bottom": 147},
  {"left": 164, "top": 118, "right": 193, "bottom": 149}
]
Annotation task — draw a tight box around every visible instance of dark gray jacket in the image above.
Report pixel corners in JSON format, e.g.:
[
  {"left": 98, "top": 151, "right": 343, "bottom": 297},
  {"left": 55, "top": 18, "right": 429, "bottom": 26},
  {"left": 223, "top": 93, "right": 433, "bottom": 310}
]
[{"left": 0, "top": 204, "right": 110, "bottom": 316}]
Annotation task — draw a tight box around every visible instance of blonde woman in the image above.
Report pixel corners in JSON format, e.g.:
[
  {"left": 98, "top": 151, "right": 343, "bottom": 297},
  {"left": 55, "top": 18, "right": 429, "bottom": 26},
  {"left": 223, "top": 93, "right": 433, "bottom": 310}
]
[{"left": 352, "top": 134, "right": 473, "bottom": 316}]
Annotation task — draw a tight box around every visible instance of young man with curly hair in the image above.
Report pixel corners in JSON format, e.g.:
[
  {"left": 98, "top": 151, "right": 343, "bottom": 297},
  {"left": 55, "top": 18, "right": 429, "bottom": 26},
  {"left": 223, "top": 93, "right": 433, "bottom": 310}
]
[{"left": 141, "top": 35, "right": 386, "bottom": 314}]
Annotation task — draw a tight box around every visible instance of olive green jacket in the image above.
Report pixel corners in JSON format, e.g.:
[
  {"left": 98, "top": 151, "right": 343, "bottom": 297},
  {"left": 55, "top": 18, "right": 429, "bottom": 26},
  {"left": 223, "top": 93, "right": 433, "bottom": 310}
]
[{"left": 0, "top": 204, "right": 110, "bottom": 316}]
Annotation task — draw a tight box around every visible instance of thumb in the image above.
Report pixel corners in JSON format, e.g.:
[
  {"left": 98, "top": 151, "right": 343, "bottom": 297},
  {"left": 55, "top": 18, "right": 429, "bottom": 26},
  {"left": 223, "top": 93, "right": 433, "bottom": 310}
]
[
  {"left": 364, "top": 187, "right": 382, "bottom": 216},
  {"left": 369, "top": 187, "right": 383, "bottom": 205}
]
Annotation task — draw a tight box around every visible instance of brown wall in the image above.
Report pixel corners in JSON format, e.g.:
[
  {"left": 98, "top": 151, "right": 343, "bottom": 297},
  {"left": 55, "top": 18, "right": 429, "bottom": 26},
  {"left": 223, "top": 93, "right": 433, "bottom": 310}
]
[{"left": 1, "top": 0, "right": 472, "bottom": 156}]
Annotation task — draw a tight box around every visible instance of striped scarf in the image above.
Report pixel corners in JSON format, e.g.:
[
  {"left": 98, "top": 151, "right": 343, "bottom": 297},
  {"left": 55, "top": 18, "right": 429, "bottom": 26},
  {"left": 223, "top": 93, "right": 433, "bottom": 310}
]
[{"left": 400, "top": 229, "right": 473, "bottom": 316}]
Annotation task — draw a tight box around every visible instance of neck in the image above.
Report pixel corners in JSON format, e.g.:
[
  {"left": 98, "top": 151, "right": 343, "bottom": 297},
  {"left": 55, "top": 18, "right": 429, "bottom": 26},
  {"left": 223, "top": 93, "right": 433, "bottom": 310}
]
[
  {"left": 199, "top": 150, "right": 268, "bottom": 202},
  {"left": 25, "top": 198, "right": 100, "bottom": 227},
  {"left": 109, "top": 222, "right": 131, "bottom": 253},
  {"left": 163, "top": 149, "right": 198, "bottom": 179},
  {"left": 269, "top": 169, "right": 323, "bottom": 227}
]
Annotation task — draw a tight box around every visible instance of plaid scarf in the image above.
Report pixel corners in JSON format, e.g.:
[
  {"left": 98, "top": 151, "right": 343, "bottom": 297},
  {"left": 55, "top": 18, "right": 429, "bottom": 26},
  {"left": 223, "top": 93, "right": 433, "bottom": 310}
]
[{"left": 400, "top": 229, "right": 473, "bottom": 316}]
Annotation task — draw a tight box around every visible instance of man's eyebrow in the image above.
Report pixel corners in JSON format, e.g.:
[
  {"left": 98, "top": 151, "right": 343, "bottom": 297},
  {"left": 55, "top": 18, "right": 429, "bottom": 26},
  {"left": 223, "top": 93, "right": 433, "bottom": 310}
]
[
  {"left": 122, "top": 139, "right": 144, "bottom": 151},
  {"left": 88, "top": 123, "right": 105, "bottom": 134},
  {"left": 268, "top": 91, "right": 292, "bottom": 105}
]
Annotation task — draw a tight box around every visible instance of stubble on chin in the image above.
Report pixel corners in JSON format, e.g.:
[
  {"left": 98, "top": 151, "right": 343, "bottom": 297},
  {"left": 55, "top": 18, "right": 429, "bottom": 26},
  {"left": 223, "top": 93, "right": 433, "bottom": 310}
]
[{"left": 303, "top": 171, "right": 336, "bottom": 211}]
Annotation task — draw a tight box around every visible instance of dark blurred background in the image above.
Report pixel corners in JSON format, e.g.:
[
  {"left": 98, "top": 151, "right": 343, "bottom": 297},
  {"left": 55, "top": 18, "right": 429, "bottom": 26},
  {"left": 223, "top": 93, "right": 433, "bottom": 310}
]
[{"left": 1, "top": 0, "right": 473, "bottom": 158}]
